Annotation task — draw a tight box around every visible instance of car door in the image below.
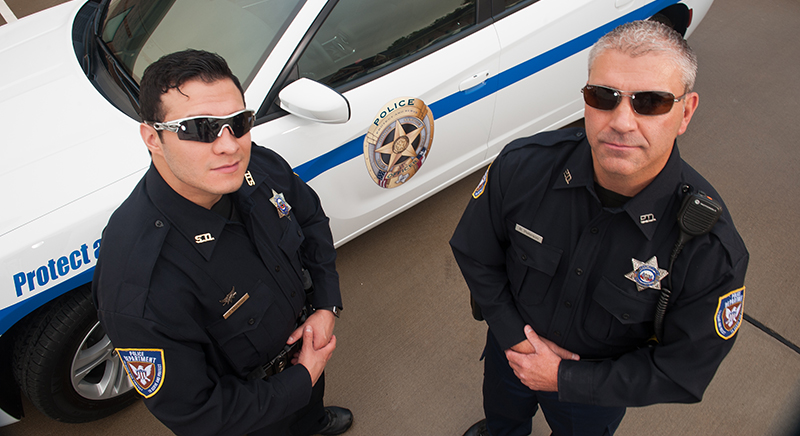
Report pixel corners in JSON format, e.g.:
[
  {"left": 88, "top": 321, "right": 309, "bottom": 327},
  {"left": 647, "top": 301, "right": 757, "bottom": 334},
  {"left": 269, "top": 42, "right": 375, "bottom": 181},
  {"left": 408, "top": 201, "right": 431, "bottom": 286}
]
[
  {"left": 249, "top": 0, "right": 500, "bottom": 246},
  {"left": 486, "top": 0, "right": 676, "bottom": 159}
]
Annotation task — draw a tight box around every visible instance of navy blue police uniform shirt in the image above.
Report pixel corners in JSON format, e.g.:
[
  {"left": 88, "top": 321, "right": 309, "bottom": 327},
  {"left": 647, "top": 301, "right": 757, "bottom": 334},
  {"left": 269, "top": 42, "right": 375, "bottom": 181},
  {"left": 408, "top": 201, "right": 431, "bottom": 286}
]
[
  {"left": 92, "top": 144, "right": 342, "bottom": 435},
  {"left": 450, "top": 128, "right": 748, "bottom": 407}
]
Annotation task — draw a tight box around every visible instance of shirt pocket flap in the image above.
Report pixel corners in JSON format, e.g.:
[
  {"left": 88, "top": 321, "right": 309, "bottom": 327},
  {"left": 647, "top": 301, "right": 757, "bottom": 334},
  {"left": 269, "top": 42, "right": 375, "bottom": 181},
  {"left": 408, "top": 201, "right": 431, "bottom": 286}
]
[
  {"left": 206, "top": 283, "right": 272, "bottom": 344},
  {"left": 593, "top": 276, "right": 658, "bottom": 325},
  {"left": 510, "top": 231, "right": 562, "bottom": 277},
  {"left": 278, "top": 218, "right": 304, "bottom": 259}
]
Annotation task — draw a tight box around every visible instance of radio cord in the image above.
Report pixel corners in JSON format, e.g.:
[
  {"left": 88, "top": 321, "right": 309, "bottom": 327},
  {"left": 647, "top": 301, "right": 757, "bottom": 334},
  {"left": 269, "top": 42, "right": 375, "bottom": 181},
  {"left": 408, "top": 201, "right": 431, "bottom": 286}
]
[{"left": 654, "top": 233, "right": 691, "bottom": 342}]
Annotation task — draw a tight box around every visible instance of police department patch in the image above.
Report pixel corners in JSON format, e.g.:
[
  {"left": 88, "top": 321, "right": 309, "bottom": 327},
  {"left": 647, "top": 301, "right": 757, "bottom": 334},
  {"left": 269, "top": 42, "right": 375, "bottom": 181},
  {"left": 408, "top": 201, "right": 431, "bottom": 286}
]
[
  {"left": 472, "top": 164, "right": 491, "bottom": 199},
  {"left": 117, "top": 348, "right": 165, "bottom": 398},
  {"left": 715, "top": 287, "right": 745, "bottom": 340},
  {"left": 364, "top": 97, "right": 434, "bottom": 189}
]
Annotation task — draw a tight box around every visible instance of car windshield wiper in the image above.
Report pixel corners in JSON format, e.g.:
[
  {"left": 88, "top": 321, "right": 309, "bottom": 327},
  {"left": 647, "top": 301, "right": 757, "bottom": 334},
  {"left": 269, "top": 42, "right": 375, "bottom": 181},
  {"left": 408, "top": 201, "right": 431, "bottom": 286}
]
[
  {"left": 96, "top": 40, "right": 141, "bottom": 114},
  {"left": 93, "top": 0, "right": 141, "bottom": 115}
]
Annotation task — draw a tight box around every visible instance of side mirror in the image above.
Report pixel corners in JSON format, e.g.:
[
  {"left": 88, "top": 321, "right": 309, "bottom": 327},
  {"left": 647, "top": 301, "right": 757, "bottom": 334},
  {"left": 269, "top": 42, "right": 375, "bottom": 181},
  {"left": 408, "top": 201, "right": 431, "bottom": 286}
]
[{"left": 278, "top": 78, "right": 351, "bottom": 124}]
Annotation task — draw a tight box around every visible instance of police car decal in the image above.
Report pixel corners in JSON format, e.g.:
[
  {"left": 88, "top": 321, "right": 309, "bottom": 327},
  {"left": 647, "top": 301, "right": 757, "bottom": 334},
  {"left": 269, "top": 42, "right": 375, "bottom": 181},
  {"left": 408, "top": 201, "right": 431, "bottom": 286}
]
[
  {"left": 118, "top": 349, "right": 166, "bottom": 398},
  {"left": 11, "top": 240, "right": 101, "bottom": 298},
  {"left": 364, "top": 97, "right": 434, "bottom": 189},
  {"left": 715, "top": 287, "right": 745, "bottom": 340},
  {"left": 472, "top": 163, "right": 491, "bottom": 199}
]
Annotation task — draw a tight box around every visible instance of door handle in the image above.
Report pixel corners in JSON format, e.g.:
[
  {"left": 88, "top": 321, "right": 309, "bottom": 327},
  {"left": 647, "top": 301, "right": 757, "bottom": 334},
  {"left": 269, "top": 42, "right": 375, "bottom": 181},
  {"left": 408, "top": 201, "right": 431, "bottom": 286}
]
[{"left": 459, "top": 71, "right": 490, "bottom": 92}]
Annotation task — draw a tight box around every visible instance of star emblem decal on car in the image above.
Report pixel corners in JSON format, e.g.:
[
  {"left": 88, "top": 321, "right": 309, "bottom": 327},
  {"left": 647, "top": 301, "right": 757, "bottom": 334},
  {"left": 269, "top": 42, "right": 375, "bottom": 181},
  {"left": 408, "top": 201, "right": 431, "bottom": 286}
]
[{"left": 374, "top": 120, "right": 423, "bottom": 172}]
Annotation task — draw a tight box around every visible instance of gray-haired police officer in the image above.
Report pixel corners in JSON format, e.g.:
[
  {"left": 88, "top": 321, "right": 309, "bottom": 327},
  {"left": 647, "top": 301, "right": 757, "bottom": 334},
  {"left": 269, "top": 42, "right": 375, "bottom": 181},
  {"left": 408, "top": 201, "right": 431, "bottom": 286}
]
[
  {"left": 93, "top": 50, "right": 352, "bottom": 436},
  {"left": 452, "top": 21, "right": 748, "bottom": 436}
]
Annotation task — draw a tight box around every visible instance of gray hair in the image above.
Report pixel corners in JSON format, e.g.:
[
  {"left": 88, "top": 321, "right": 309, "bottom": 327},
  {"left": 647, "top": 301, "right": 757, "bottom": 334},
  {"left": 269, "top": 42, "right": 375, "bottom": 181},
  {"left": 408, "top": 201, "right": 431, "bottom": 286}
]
[{"left": 588, "top": 20, "right": 698, "bottom": 92}]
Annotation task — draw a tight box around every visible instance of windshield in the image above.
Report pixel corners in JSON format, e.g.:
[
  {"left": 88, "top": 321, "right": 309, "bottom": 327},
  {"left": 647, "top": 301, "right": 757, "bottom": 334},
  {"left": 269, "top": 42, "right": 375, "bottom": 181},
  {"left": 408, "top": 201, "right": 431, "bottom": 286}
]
[{"left": 100, "top": 0, "right": 305, "bottom": 88}]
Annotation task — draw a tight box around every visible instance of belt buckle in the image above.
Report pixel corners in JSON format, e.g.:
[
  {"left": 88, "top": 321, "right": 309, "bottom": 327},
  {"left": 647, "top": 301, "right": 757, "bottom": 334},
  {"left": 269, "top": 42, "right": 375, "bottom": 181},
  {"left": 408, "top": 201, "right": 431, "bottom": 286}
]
[{"left": 276, "top": 355, "right": 288, "bottom": 373}]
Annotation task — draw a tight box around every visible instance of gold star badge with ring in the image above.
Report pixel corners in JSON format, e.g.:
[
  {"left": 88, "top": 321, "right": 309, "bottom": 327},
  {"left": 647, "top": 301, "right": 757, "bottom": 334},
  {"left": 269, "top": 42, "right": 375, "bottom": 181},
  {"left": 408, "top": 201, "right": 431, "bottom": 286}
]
[
  {"left": 270, "top": 190, "right": 291, "bottom": 218},
  {"left": 625, "top": 256, "right": 668, "bottom": 291}
]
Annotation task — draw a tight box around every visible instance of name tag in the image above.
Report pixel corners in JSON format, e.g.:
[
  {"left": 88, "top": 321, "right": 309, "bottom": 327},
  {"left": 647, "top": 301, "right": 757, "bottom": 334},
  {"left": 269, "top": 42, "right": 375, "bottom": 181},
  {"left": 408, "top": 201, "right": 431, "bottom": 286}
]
[{"left": 515, "top": 224, "right": 543, "bottom": 243}]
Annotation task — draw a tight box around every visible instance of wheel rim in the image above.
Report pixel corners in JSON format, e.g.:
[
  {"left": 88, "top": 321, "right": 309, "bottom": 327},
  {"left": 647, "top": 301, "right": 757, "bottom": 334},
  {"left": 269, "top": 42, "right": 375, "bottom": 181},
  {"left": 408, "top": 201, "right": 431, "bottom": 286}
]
[{"left": 70, "top": 321, "right": 134, "bottom": 400}]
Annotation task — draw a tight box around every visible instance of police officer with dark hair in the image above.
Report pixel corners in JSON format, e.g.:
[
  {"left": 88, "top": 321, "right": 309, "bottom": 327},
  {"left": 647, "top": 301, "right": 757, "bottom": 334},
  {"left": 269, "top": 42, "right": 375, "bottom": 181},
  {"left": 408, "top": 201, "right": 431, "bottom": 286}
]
[
  {"left": 452, "top": 21, "right": 748, "bottom": 436},
  {"left": 93, "top": 49, "right": 352, "bottom": 436}
]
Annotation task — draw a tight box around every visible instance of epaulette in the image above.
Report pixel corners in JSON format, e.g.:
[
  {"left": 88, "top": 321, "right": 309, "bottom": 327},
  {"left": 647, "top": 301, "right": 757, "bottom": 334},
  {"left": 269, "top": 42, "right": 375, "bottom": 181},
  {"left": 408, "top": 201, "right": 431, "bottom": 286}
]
[
  {"left": 98, "top": 183, "right": 169, "bottom": 316},
  {"left": 503, "top": 127, "right": 585, "bottom": 155}
]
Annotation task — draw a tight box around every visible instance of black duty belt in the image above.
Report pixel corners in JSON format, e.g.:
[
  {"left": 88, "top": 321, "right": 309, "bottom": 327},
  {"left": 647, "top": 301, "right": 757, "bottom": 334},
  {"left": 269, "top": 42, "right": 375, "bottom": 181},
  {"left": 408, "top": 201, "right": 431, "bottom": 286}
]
[
  {"left": 246, "top": 306, "right": 309, "bottom": 381},
  {"left": 246, "top": 339, "right": 302, "bottom": 381}
]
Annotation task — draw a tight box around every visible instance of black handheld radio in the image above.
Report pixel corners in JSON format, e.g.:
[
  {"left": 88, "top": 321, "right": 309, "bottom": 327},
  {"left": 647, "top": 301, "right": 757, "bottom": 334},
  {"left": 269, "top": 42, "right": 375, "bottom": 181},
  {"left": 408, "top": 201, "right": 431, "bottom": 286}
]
[{"left": 653, "top": 187, "right": 723, "bottom": 342}]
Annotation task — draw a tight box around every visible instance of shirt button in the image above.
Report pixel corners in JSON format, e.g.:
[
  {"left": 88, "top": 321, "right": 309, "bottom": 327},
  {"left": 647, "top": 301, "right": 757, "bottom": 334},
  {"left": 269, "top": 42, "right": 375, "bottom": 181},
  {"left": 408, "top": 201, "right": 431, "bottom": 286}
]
[
  {"left": 521, "top": 254, "right": 528, "bottom": 261},
  {"left": 553, "top": 331, "right": 562, "bottom": 337},
  {"left": 275, "top": 266, "right": 281, "bottom": 272},
  {"left": 248, "top": 318, "right": 255, "bottom": 325},
  {"left": 154, "top": 220, "right": 164, "bottom": 228},
  {"left": 591, "top": 227, "right": 599, "bottom": 234},
  {"left": 622, "top": 313, "right": 631, "bottom": 320},
  {"left": 575, "top": 268, "right": 583, "bottom": 276},
  {"left": 564, "top": 301, "right": 572, "bottom": 308}
]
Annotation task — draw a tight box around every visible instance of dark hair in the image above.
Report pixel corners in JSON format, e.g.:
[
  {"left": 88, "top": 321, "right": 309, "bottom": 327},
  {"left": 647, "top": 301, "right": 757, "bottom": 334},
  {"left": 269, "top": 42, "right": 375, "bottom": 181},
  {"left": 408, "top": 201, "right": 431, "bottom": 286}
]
[{"left": 138, "top": 49, "right": 245, "bottom": 123}]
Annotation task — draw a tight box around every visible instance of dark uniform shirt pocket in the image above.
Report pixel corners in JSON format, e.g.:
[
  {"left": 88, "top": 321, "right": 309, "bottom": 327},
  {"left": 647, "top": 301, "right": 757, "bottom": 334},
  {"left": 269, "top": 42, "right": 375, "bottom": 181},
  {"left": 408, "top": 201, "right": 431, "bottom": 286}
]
[
  {"left": 279, "top": 216, "right": 305, "bottom": 274},
  {"left": 584, "top": 276, "right": 658, "bottom": 346},
  {"left": 206, "top": 281, "right": 292, "bottom": 376},
  {"left": 508, "top": 229, "right": 562, "bottom": 306}
]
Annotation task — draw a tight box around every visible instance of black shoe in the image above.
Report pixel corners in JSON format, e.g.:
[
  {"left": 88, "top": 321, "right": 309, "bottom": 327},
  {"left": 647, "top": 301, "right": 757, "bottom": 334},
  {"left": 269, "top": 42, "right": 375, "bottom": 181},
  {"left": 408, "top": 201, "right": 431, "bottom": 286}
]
[
  {"left": 317, "top": 406, "right": 353, "bottom": 435},
  {"left": 463, "top": 419, "right": 490, "bottom": 436}
]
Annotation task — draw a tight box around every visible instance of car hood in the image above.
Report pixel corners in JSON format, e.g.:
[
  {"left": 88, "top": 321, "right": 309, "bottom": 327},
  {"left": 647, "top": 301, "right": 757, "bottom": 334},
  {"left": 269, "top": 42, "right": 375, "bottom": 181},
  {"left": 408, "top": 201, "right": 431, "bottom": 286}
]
[{"left": 0, "top": 2, "right": 149, "bottom": 237}]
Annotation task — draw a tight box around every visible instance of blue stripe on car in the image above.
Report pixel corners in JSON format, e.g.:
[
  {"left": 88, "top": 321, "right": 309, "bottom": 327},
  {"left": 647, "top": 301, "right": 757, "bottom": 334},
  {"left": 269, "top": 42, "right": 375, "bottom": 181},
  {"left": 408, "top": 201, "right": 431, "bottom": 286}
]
[
  {"left": 0, "top": 269, "right": 94, "bottom": 335},
  {"left": 293, "top": 0, "right": 677, "bottom": 182}
]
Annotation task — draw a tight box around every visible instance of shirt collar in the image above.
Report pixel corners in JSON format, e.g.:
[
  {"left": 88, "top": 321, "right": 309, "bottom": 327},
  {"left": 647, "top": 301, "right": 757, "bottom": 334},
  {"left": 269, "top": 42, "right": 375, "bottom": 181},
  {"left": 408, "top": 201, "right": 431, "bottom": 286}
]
[
  {"left": 623, "top": 142, "right": 683, "bottom": 240},
  {"left": 144, "top": 151, "right": 269, "bottom": 261},
  {"left": 553, "top": 138, "right": 595, "bottom": 191},
  {"left": 553, "top": 137, "right": 683, "bottom": 240}
]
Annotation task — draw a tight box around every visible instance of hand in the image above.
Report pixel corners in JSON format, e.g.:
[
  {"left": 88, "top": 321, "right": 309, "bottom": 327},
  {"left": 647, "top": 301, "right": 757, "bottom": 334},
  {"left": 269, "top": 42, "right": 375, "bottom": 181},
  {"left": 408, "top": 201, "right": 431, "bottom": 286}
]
[
  {"left": 287, "top": 309, "right": 336, "bottom": 350},
  {"left": 294, "top": 325, "right": 336, "bottom": 386},
  {"left": 505, "top": 325, "right": 578, "bottom": 392},
  {"left": 510, "top": 331, "right": 580, "bottom": 361}
]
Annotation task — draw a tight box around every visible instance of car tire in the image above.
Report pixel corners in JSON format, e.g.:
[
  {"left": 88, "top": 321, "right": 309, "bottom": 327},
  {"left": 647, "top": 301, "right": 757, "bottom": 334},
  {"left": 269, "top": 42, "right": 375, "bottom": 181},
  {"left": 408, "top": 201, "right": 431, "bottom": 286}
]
[{"left": 12, "top": 285, "right": 137, "bottom": 422}]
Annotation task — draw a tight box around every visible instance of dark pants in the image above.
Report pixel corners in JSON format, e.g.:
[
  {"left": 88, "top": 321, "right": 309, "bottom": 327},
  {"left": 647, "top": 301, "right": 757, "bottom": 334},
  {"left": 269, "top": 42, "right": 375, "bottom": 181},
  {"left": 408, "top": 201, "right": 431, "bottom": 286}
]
[
  {"left": 250, "top": 373, "right": 328, "bottom": 436},
  {"left": 483, "top": 331, "right": 626, "bottom": 436}
]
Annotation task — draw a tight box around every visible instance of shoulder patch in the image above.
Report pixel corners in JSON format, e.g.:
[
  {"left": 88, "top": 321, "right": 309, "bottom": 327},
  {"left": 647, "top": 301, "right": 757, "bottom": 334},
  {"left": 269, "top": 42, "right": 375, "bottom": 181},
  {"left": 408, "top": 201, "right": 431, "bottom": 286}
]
[
  {"left": 715, "top": 287, "right": 745, "bottom": 340},
  {"left": 472, "top": 163, "right": 492, "bottom": 199},
  {"left": 118, "top": 348, "right": 166, "bottom": 398}
]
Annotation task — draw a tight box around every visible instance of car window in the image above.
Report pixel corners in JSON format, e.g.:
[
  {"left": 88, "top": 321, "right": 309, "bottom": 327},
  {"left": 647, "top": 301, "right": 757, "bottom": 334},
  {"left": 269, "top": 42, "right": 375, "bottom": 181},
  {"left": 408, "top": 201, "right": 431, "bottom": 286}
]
[
  {"left": 296, "top": 0, "right": 476, "bottom": 89},
  {"left": 495, "top": 0, "right": 539, "bottom": 15},
  {"left": 101, "top": 0, "right": 304, "bottom": 88},
  {"left": 502, "top": 0, "right": 530, "bottom": 10}
]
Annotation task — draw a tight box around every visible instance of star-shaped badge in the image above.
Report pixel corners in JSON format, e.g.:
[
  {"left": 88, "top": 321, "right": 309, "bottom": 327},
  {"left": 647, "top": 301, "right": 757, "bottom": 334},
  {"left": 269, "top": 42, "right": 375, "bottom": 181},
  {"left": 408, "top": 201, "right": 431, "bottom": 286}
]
[
  {"left": 625, "top": 256, "right": 668, "bottom": 291},
  {"left": 269, "top": 189, "right": 291, "bottom": 218}
]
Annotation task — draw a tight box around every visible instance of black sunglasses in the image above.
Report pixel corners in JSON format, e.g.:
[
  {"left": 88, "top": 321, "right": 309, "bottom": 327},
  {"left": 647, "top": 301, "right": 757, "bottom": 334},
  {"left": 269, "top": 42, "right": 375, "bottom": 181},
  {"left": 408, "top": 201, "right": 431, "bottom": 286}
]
[
  {"left": 582, "top": 85, "right": 686, "bottom": 116},
  {"left": 149, "top": 109, "right": 255, "bottom": 143}
]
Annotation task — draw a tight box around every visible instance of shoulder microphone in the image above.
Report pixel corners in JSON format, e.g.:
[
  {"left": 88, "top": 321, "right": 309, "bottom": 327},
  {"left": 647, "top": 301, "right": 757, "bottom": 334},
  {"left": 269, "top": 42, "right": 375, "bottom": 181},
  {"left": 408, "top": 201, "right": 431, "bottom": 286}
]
[
  {"left": 678, "top": 191, "right": 723, "bottom": 233},
  {"left": 654, "top": 186, "right": 723, "bottom": 342}
]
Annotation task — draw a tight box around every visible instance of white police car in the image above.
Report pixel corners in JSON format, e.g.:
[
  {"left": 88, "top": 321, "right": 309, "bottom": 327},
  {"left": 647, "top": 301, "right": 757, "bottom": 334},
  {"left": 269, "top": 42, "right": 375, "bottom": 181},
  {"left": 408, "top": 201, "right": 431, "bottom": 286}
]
[{"left": 0, "top": 0, "right": 713, "bottom": 425}]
